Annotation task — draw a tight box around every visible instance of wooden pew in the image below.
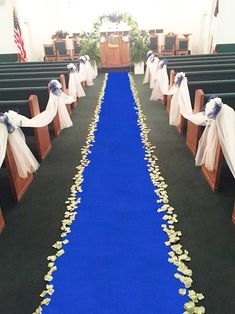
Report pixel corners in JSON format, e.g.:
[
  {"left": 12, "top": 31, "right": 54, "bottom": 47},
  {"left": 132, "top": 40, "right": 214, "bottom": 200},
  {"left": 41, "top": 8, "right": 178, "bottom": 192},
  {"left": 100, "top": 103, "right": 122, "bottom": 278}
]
[
  {"left": 166, "top": 65, "right": 235, "bottom": 112},
  {"left": 186, "top": 91, "right": 235, "bottom": 156},
  {"left": 0, "top": 76, "right": 73, "bottom": 114},
  {"left": 0, "top": 86, "right": 62, "bottom": 137},
  {"left": 0, "top": 73, "right": 73, "bottom": 123},
  {"left": 0, "top": 207, "right": 5, "bottom": 233},
  {"left": 232, "top": 202, "right": 235, "bottom": 224},
  {"left": 166, "top": 58, "right": 235, "bottom": 67},
  {"left": 0, "top": 96, "right": 51, "bottom": 161},
  {"left": 161, "top": 52, "right": 235, "bottom": 60},
  {"left": 167, "top": 68, "right": 235, "bottom": 129},
  {"left": 0, "top": 66, "right": 68, "bottom": 73},
  {"left": 5, "top": 145, "right": 33, "bottom": 202},
  {"left": 186, "top": 90, "right": 235, "bottom": 192}
]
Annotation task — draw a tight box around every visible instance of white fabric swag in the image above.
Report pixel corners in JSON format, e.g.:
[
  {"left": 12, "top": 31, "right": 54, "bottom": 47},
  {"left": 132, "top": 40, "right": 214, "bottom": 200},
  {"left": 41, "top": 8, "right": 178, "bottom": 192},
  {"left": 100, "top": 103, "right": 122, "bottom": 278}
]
[
  {"left": 150, "top": 64, "right": 170, "bottom": 101},
  {"left": 0, "top": 88, "right": 75, "bottom": 178},
  {"left": 143, "top": 55, "right": 159, "bottom": 88},
  {"left": 166, "top": 74, "right": 235, "bottom": 178},
  {"left": 68, "top": 72, "right": 86, "bottom": 98}
]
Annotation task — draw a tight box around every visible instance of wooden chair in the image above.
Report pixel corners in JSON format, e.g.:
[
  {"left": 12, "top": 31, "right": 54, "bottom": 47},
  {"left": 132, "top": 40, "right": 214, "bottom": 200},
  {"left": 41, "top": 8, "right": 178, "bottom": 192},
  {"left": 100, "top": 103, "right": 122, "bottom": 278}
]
[
  {"left": 161, "top": 32, "right": 177, "bottom": 56},
  {"left": 54, "top": 40, "right": 71, "bottom": 60},
  {"left": 149, "top": 34, "right": 159, "bottom": 54},
  {"left": 43, "top": 44, "right": 58, "bottom": 61},
  {"left": 175, "top": 37, "right": 190, "bottom": 55},
  {"left": 73, "top": 40, "right": 80, "bottom": 60}
]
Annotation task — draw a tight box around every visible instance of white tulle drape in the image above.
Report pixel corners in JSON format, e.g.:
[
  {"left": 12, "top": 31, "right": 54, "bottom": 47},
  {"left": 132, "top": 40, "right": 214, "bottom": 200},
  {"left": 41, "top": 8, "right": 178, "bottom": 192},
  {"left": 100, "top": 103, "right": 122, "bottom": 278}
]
[
  {"left": 0, "top": 91, "right": 75, "bottom": 178},
  {"left": 194, "top": 104, "right": 235, "bottom": 178},
  {"left": 164, "top": 74, "right": 235, "bottom": 178},
  {"left": 68, "top": 72, "right": 86, "bottom": 98},
  {"left": 143, "top": 56, "right": 159, "bottom": 88},
  {"left": 84, "top": 60, "right": 94, "bottom": 86},
  {"left": 150, "top": 64, "right": 170, "bottom": 101}
]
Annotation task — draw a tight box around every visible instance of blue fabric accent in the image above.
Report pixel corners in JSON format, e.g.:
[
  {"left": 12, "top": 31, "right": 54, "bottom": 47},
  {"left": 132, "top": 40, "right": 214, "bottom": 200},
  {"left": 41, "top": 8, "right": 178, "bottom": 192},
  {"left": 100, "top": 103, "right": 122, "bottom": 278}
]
[
  {"left": 207, "top": 103, "right": 222, "bottom": 119},
  {"left": 49, "top": 81, "right": 62, "bottom": 96},
  {"left": 175, "top": 74, "right": 184, "bottom": 87},
  {"left": 43, "top": 73, "right": 188, "bottom": 313},
  {"left": 160, "top": 58, "right": 168, "bottom": 68},
  {"left": 0, "top": 113, "right": 15, "bottom": 133}
]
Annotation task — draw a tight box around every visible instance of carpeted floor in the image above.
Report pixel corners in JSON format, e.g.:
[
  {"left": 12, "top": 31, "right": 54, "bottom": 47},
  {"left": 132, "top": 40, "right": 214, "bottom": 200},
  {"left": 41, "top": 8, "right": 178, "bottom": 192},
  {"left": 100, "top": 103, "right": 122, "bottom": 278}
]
[{"left": 0, "top": 71, "right": 234, "bottom": 314}]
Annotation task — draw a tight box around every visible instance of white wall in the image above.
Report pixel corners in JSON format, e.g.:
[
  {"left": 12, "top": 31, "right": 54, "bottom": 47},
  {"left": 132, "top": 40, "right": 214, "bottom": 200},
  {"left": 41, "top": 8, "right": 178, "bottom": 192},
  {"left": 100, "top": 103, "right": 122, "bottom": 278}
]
[
  {"left": 216, "top": 0, "right": 235, "bottom": 44},
  {"left": 0, "top": 0, "right": 18, "bottom": 53},
  {"left": 0, "top": 0, "right": 233, "bottom": 60}
]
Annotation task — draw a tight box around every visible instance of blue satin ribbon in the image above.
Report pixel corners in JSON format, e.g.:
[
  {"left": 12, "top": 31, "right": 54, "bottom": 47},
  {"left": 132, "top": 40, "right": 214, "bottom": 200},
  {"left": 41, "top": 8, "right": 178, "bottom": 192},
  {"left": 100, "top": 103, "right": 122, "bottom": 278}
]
[
  {"left": 175, "top": 75, "right": 184, "bottom": 87},
  {"left": 79, "top": 58, "right": 86, "bottom": 64},
  {"left": 49, "top": 81, "right": 62, "bottom": 96},
  {"left": 204, "top": 95, "right": 222, "bottom": 119},
  {"left": 159, "top": 58, "right": 168, "bottom": 69},
  {"left": 0, "top": 113, "right": 15, "bottom": 133},
  {"left": 149, "top": 55, "right": 155, "bottom": 63},
  {"left": 207, "top": 103, "right": 222, "bottom": 119}
]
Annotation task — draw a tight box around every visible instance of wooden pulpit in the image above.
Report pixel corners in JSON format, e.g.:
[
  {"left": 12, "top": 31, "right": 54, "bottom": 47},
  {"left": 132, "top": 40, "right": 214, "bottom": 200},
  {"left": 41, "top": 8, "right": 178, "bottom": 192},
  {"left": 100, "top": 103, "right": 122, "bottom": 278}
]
[{"left": 100, "top": 34, "right": 129, "bottom": 68}]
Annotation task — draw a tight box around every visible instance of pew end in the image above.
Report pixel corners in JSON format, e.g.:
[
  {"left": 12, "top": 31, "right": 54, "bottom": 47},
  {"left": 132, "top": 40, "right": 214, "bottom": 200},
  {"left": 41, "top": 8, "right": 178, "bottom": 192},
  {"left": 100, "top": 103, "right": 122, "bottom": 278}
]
[
  {"left": 232, "top": 202, "right": 235, "bottom": 224},
  {"left": 29, "top": 95, "right": 52, "bottom": 160},
  {"left": 59, "top": 74, "right": 75, "bottom": 112},
  {"left": 167, "top": 69, "right": 175, "bottom": 112},
  {"left": 47, "top": 84, "right": 62, "bottom": 137},
  {"left": 186, "top": 89, "right": 204, "bottom": 155},
  {"left": 5, "top": 143, "right": 33, "bottom": 201},
  {"left": 201, "top": 144, "right": 223, "bottom": 192},
  {"left": 0, "top": 207, "right": 5, "bottom": 233}
]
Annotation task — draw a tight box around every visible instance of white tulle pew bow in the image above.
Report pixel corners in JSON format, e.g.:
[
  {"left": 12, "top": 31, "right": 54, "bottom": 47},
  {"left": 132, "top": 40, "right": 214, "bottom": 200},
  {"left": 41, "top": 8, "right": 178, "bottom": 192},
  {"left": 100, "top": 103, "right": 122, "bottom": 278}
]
[
  {"left": 150, "top": 59, "right": 170, "bottom": 101},
  {"left": 67, "top": 63, "right": 86, "bottom": 99},
  {"left": 194, "top": 97, "right": 235, "bottom": 177},
  {"left": 0, "top": 80, "right": 75, "bottom": 178},
  {"left": 143, "top": 51, "right": 159, "bottom": 88},
  {"left": 161, "top": 72, "right": 235, "bottom": 177}
]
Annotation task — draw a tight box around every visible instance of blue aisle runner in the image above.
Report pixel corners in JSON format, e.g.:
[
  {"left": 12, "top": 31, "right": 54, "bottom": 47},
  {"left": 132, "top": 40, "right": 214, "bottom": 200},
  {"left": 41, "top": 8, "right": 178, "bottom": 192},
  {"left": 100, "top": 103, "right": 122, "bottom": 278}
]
[{"left": 42, "top": 73, "right": 188, "bottom": 313}]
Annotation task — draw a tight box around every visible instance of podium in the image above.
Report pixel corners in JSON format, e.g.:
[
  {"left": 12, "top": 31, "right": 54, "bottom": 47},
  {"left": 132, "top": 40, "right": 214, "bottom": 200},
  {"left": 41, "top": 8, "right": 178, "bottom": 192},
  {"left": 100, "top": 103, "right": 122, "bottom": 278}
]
[{"left": 100, "top": 34, "right": 129, "bottom": 68}]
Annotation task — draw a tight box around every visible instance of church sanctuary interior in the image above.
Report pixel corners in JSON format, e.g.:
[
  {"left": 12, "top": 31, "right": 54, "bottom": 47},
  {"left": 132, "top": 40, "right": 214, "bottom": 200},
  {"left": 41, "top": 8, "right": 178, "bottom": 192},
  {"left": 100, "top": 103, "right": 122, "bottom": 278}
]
[{"left": 0, "top": 0, "right": 235, "bottom": 313}]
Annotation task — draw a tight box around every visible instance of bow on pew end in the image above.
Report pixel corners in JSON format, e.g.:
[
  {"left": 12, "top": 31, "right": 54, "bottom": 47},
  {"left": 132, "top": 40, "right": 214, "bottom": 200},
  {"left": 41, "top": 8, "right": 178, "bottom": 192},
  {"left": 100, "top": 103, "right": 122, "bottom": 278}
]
[{"left": 0, "top": 80, "right": 75, "bottom": 178}]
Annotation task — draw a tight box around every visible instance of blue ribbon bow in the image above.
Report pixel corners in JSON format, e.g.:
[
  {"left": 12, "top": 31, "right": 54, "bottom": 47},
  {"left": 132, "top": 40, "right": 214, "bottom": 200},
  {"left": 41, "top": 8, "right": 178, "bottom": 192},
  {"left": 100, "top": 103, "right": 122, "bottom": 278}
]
[
  {"left": 159, "top": 58, "right": 168, "bottom": 69},
  {"left": 0, "top": 113, "right": 15, "bottom": 133},
  {"left": 175, "top": 74, "right": 184, "bottom": 87},
  {"left": 49, "top": 81, "right": 62, "bottom": 96}
]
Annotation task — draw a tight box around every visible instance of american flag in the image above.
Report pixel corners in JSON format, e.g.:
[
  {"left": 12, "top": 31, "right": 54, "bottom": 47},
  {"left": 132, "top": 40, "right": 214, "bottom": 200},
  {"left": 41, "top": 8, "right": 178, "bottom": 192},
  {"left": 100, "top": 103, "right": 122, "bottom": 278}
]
[
  {"left": 214, "top": 0, "right": 219, "bottom": 17},
  {"left": 13, "top": 8, "right": 27, "bottom": 62}
]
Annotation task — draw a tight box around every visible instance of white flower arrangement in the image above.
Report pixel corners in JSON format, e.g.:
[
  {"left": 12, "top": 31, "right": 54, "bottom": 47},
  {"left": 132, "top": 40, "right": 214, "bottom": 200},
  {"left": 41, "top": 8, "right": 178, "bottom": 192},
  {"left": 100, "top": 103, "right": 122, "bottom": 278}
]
[
  {"left": 3, "top": 110, "right": 20, "bottom": 131},
  {"left": 205, "top": 97, "right": 223, "bottom": 119},
  {"left": 79, "top": 56, "right": 86, "bottom": 63},
  {"left": 67, "top": 63, "right": 77, "bottom": 71},
  {"left": 49, "top": 80, "right": 62, "bottom": 96},
  {"left": 174, "top": 72, "right": 185, "bottom": 87}
]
